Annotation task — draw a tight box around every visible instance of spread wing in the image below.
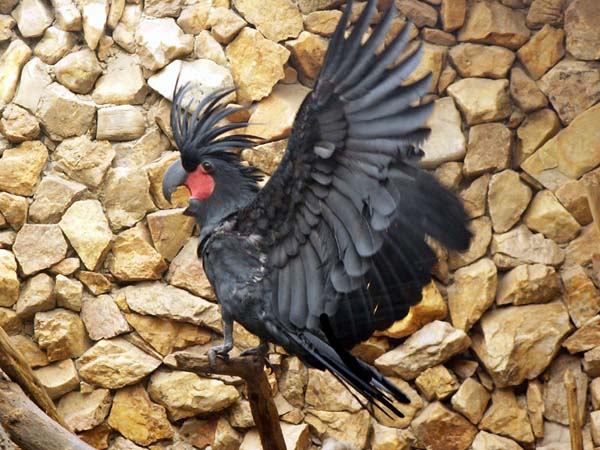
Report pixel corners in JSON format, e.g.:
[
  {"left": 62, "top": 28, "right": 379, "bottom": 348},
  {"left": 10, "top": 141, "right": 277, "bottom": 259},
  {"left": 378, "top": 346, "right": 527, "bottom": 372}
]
[{"left": 235, "top": 0, "right": 470, "bottom": 348}]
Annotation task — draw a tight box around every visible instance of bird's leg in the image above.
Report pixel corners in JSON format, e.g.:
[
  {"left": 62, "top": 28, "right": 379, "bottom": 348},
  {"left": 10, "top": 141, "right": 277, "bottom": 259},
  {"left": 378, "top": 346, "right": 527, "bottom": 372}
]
[
  {"left": 208, "top": 313, "right": 234, "bottom": 370},
  {"left": 239, "top": 339, "right": 269, "bottom": 358}
]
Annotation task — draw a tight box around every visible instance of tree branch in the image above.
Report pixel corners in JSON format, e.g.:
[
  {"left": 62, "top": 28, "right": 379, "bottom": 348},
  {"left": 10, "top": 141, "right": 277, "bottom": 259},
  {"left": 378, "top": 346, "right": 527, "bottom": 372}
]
[
  {"left": 0, "top": 326, "right": 69, "bottom": 430},
  {"left": 0, "top": 379, "right": 95, "bottom": 450},
  {"left": 167, "top": 350, "right": 287, "bottom": 450},
  {"left": 565, "top": 369, "right": 583, "bottom": 450},
  {"left": 585, "top": 175, "right": 600, "bottom": 238}
]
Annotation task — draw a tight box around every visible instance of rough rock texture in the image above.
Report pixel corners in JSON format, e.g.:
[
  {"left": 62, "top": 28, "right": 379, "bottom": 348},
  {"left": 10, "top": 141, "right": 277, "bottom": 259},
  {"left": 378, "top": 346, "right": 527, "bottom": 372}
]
[{"left": 0, "top": 1, "right": 596, "bottom": 448}]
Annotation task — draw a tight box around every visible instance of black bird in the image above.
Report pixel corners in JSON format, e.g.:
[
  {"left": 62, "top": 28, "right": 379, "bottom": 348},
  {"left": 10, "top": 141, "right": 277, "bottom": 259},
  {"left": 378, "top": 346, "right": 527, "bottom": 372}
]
[{"left": 162, "top": 0, "right": 470, "bottom": 416}]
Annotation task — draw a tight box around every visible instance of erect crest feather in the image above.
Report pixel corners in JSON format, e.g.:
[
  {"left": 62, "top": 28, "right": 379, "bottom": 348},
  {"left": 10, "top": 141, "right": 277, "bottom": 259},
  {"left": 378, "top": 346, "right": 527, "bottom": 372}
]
[{"left": 170, "top": 84, "right": 263, "bottom": 172}]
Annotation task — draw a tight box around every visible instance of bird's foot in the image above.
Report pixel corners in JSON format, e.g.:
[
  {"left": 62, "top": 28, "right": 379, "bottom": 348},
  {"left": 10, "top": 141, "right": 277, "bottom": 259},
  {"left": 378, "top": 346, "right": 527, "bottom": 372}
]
[
  {"left": 239, "top": 341, "right": 269, "bottom": 359},
  {"left": 208, "top": 343, "right": 232, "bottom": 370}
]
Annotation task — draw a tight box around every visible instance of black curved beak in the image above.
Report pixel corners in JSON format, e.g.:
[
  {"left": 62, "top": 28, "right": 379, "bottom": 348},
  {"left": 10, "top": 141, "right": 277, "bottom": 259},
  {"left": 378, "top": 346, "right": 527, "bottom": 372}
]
[{"left": 162, "top": 160, "right": 188, "bottom": 202}]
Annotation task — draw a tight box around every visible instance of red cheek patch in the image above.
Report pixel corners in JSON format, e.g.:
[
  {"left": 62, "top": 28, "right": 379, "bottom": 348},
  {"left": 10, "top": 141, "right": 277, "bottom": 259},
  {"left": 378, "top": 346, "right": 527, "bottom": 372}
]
[{"left": 185, "top": 168, "right": 215, "bottom": 200}]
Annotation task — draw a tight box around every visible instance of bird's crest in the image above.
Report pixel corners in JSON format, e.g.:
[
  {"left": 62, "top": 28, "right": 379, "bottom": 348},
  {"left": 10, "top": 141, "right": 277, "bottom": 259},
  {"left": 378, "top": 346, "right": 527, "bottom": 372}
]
[{"left": 170, "top": 85, "right": 263, "bottom": 173}]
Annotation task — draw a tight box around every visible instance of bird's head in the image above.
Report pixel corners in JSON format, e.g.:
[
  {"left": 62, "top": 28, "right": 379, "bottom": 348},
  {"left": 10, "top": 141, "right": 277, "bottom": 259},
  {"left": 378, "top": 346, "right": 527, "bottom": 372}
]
[{"left": 162, "top": 86, "right": 263, "bottom": 220}]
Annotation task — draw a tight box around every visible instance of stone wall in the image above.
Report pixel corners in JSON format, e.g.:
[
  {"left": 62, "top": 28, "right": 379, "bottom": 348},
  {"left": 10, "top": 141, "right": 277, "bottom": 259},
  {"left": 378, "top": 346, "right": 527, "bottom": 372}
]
[{"left": 0, "top": 0, "right": 598, "bottom": 448}]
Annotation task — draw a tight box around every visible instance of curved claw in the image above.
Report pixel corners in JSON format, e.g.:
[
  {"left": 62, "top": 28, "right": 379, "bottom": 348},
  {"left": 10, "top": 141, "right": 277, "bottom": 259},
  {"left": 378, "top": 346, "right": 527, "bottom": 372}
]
[
  {"left": 239, "top": 340, "right": 269, "bottom": 358},
  {"left": 208, "top": 343, "right": 232, "bottom": 370}
]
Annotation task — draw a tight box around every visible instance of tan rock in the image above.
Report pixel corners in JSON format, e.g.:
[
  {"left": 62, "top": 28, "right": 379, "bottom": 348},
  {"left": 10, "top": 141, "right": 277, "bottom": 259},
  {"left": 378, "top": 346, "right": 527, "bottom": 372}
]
[
  {"left": 34, "top": 308, "right": 88, "bottom": 361},
  {"left": 556, "top": 171, "right": 599, "bottom": 226},
  {"left": 375, "top": 320, "right": 470, "bottom": 379},
  {"left": 113, "top": 128, "right": 167, "bottom": 170},
  {"left": 522, "top": 103, "right": 600, "bottom": 189},
  {"left": 0, "top": 230, "right": 16, "bottom": 249},
  {"left": 77, "top": 337, "right": 161, "bottom": 388},
  {"left": 242, "top": 139, "right": 287, "bottom": 176},
  {"left": 176, "top": 0, "right": 211, "bottom": 34},
  {"left": 437, "top": 63, "right": 457, "bottom": 94},
  {"left": 371, "top": 422, "right": 409, "bottom": 450},
  {"left": 166, "top": 238, "right": 214, "bottom": 299},
  {"left": 51, "top": 258, "right": 80, "bottom": 277},
  {"left": 523, "top": 190, "right": 580, "bottom": 243},
  {"left": 234, "top": 0, "right": 301, "bottom": 42},
  {"left": 13, "top": 57, "right": 51, "bottom": 112},
  {"left": 278, "top": 356, "right": 307, "bottom": 408},
  {"left": 207, "top": 7, "right": 245, "bottom": 44},
  {"left": 565, "top": 0, "right": 600, "bottom": 61},
  {"left": 584, "top": 346, "right": 600, "bottom": 377},
  {"left": 435, "top": 161, "right": 463, "bottom": 191},
  {"left": 246, "top": 83, "right": 310, "bottom": 141},
  {"left": 304, "top": 10, "right": 341, "bottom": 37},
  {"left": 592, "top": 378, "right": 600, "bottom": 409},
  {"left": 228, "top": 398, "right": 254, "bottom": 428},
  {"left": 377, "top": 282, "right": 447, "bottom": 339},
  {"left": 479, "top": 389, "right": 534, "bottom": 444},
  {"left": 451, "top": 378, "right": 490, "bottom": 424},
  {"left": 0, "top": 192, "right": 27, "bottom": 231},
  {"left": 471, "top": 431, "right": 524, "bottom": 450},
  {"left": 448, "top": 258, "right": 497, "bottom": 332},
  {"left": 147, "top": 209, "right": 194, "bottom": 261},
  {"left": 440, "top": 0, "right": 466, "bottom": 31},
  {"left": 226, "top": 27, "right": 290, "bottom": 104},
  {"left": 0, "top": 307, "right": 22, "bottom": 335},
  {"left": 107, "top": 225, "right": 166, "bottom": 282},
  {"left": 34, "top": 359, "right": 79, "bottom": 399},
  {"left": 81, "top": 294, "right": 130, "bottom": 340},
  {"left": 561, "top": 265, "right": 600, "bottom": 328},
  {"left": 55, "top": 274, "right": 83, "bottom": 311},
  {"left": 0, "top": 140, "right": 47, "bottom": 196},
  {"left": 125, "top": 313, "right": 210, "bottom": 355},
  {"left": 0, "top": 13, "right": 15, "bottom": 41},
  {"left": 108, "top": 384, "right": 173, "bottom": 446},
  {"left": 515, "top": 108, "right": 559, "bottom": 166},
  {"left": 15, "top": 273, "right": 55, "bottom": 319},
  {"left": 0, "top": 103, "right": 40, "bottom": 142},
  {"left": 295, "top": 0, "right": 340, "bottom": 13},
  {"left": 564, "top": 224, "right": 600, "bottom": 269},
  {"left": 509, "top": 67, "right": 548, "bottom": 113},
  {"left": 305, "top": 369, "right": 361, "bottom": 412},
  {"left": 148, "top": 370, "right": 240, "bottom": 420},
  {"left": 34, "top": 27, "right": 74, "bottom": 65},
  {"left": 101, "top": 168, "right": 155, "bottom": 231},
  {"left": 526, "top": 379, "right": 544, "bottom": 438},
  {"left": 51, "top": 0, "right": 81, "bottom": 31},
  {"left": 397, "top": 0, "right": 437, "bottom": 28},
  {"left": 458, "top": 1, "right": 530, "bottom": 49},
  {"left": 517, "top": 25, "right": 564, "bottom": 80},
  {"left": 563, "top": 315, "right": 600, "bottom": 353},
  {"left": 144, "top": 153, "right": 184, "bottom": 210},
  {"left": 240, "top": 425, "right": 309, "bottom": 450},
  {"left": 143, "top": 0, "right": 182, "bottom": 18},
  {"left": 79, "top": 0, "right": 108, "bottom": 50},
  {"left": 543, "top": 354, "right": 587, "bottom": 425},
  {"left": 59, "top": 200, "right": 113, "bottom": 271},
  {"left": 29, "top": 175, "right": 86, "bottom": 224},
  {"left": 420, "top": 97, "right": 466, "bottom": 168},
  {"left": 107, "top": 437, "right": 145, "bottom": 450},
  {"left": 491, "top": 225, "right": 564, "bottom": 269},
  {"left": 0, "top": 250, "right": 18, "bottom": 307},
  {"left": 136, "top": 18, "right": 193, "bottom": 70},
  {"left": 497, "top": 264, "right": 560, "bottom": 306},
  {"left": 472, "top": 302, "right": 572, "bottom": 387},
  {"left": 539, "top": 59, "right": 600, "bottom": 126},
  {"left": 13, "top": 224, "right": 68, "bottom": 276},
  {"left": 93, "top": 54, "right": 147, "bottom": 105},
  {"left": 213, "top": 417, "right": 243, "bottom": 450},
  {"left": 10, "top": 334, "right": 48, "bottom": 367},
  {"left": 305, "top": 409, "right": 370, "bottom": 450},
  {"left": 179, "top": 417, "right": 219, "bottom": 449},
  {"left": 447, "top": 78, "right": 511, "bottom": 126},
  {"left": 77, "top": 271, "right": 112, "bottom": 295},
  {"left": 415, "top": 365, "right": 459, "bottom": 401},
  {"left": 449, "top": 43, "right": 514, "bottom": 79},
  {"left": 423, "top": 28, "right": 456, "bottom": 46},
  {"left": 193, "top": 30, "right": 227, "bottom": 65},
  {"left": 55, "top": 49, "right": 102, "bottom": 94},
  {"left": 286, "top": 31, "right": 327, "bottom": 82},
  {"left": 96, "top": 105, "right": 145, "bottom": 142},
  {"left": 58, "top": 389, "right": 112, "bottom": 432},
  {"left": 36, "top": 83, "right": 96, "bottom": 140},
  {"left": 351, "top": 336, "right": 390, "bottom": 365},
  {"left": 527, "top": 0, "right": 563, "bottom": 28},
  {"left": 11, "top": 0, "right": 52, "bottom": 37},
  {"left": 463, "top": 123, "right": 511, "bottom": 178},
  {"left": 123, "top": 281, "right": 219, "bottom": 331},
  {"left": 448, "top": 216, "right": 492, "bottom": 270},
  {"left": 411, "top": 401, "right": 477, "bottom": 450}
]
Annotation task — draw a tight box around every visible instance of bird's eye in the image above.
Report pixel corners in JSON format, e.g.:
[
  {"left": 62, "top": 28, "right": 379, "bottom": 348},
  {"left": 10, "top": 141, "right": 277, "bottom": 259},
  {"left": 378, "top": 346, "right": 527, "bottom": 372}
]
[{"left": 201, "top": 161, "right": 213, "bottom": 173}]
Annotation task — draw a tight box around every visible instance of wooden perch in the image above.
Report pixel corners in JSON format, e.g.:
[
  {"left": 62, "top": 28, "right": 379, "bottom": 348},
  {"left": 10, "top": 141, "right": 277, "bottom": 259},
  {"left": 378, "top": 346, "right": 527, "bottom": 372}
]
[
  {"left": 565, "top": 369, "right": 583, "bottom": 450},
  {"left": 0, "top": 379, "right": 94, "bottom": 450},
  {"left": 168, "top": 350, "right": 287, "bottom": 450},
  {"left": 0, "top": 326, "right": 69, "bottom": 430}
]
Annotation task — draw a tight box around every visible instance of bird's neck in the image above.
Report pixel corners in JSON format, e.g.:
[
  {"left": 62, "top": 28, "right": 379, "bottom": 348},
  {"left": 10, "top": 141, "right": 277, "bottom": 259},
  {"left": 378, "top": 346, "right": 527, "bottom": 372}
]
[{"left": 189, "top": 182, "right": 257, "bottom": 244}]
